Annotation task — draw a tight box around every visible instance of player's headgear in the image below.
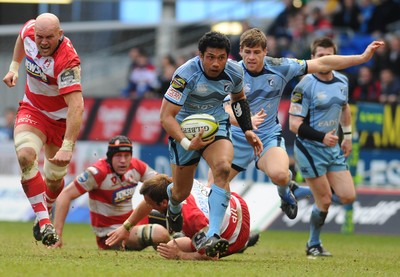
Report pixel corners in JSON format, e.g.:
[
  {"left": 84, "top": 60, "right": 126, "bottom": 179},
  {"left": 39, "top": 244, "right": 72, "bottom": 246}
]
[{"left": 106, "top": 135, "right": 133, "bottom": 164}]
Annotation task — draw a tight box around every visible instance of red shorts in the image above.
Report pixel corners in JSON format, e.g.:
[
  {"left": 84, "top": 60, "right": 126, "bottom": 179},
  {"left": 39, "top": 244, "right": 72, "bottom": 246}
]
[
  {"left": 224, "top": 192, "right": 250, "bottom": 256},
  {"left": 16, "top": 102, "right": 66, "bottom": 147}
]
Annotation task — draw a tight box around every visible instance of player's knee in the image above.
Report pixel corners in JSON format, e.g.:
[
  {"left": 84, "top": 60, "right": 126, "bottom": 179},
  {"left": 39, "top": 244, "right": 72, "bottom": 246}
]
[
  {"left": 213, "top": 161, "right": 231, "bottom": 180},
  {"left": 44, "top": 158, "right": 68, "bottom": 181},
  {"left": 137, "top": 224, "right": 169, "bottom": 249},
  {"left": 14, "top": 131, "right": 42, "bottom": 169},
  {"left": 340, "top": 194, "right": 356, "bottom": 205},
  {"left": 269, "top": 170, "right": 289, "bottom": 186}
]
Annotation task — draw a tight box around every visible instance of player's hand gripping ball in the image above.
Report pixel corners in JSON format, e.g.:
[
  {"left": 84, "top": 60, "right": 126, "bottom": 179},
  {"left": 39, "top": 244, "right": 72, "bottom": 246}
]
[{"left": 180, "top": 114, "right": 219, "bottom": 140}]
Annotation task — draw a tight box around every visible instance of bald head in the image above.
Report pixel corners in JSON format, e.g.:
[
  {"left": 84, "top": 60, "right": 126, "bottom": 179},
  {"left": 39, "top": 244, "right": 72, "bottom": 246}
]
[
  {"left": 34, "top": 13, "right": 63, "bottom": 57},
  {"left": 35, "top": 13, "right": 61, "bottom": 31}
]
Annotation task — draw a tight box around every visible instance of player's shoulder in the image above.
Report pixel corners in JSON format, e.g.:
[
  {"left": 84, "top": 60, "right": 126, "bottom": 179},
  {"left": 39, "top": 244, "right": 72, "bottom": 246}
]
[
  {"left": 333, "top": 70, "right": 349, "bottom": 82},
  {"left": 20, "top": 19, "right": 35, "bottom": 38},
  {"left": 174, "top": 56, "right": 202, "bottom": 80}
]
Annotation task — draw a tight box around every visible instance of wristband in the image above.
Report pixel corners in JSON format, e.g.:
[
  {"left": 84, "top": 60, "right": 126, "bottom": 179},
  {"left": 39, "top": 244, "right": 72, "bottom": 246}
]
[
  {"left": 180, "top": 137, "right": 191, "bottom": 151},
  {"left": 9, "top": 60, "right": 20, "bottom": 77},
  {"left": 342, "top": 125, "right": 352, "bottom": 140},
  {"left": 123, "top": 220, "right": 133, "bottom": 232},
  {"left": 60, "top": 139, "right": 75, "bottom": 152}
]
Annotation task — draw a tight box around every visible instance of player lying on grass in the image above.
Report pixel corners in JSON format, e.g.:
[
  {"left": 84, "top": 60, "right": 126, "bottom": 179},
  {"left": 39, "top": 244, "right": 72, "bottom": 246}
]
[
  {"left": 53, "top": 135, "right": 170, "bottom": 250},
  {"left": 106, "top": 174, "right": 258, "bottom": 260}
]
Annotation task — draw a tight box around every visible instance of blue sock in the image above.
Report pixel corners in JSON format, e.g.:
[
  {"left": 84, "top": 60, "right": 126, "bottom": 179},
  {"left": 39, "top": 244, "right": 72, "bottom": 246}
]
[
  {"left": 308, "top": 205, "right": 327, "bottom": 247},
  {"left": 331, "top": 193, "right": 342, "bottom": 205},
  {"left": 207, "top": 184, "right": 230, "bottom": 238},
  {"left": 292, "top": 185, "right": 313, "bottom": 200},
  {"left": 167, "top": 183, "right": 182, "bottom": 214}
]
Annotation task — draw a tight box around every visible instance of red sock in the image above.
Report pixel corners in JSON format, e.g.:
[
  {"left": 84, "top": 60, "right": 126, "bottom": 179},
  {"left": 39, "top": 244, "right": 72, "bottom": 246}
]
[
  {"left": 45, "top": 179, "right": 65, "bottom": 214},
  {"left": 22, "top": 172, "right": 51, "bottom": 228}
]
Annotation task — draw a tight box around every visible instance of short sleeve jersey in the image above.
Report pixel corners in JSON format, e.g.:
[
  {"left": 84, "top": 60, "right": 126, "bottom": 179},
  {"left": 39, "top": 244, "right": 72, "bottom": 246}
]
[
  {"left": 164, "top": 56, "right": 244, "bottom": 123},
  {"left": 20, "top": 19, "right": 82, "bottom": 120},
  {"left": 73, "top": 158, "right": 157, "bottom": 237},
  {"left": 231, "top": 56, "right": 307, "bottom": 135},
  {"left": 289, "top": 71, "right": 349, "bottom": 146}
]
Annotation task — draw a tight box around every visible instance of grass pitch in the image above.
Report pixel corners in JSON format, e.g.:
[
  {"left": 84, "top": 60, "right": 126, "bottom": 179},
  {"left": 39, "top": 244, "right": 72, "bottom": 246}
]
[{"left": 0, "top": 221, "right": 399, "bottom": 277}]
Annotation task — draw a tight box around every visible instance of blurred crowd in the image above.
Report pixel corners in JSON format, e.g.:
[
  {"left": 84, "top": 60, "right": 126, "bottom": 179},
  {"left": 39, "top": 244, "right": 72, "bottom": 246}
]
[{"left": 120, "top": 0, "right": 400, "bottom": 105}]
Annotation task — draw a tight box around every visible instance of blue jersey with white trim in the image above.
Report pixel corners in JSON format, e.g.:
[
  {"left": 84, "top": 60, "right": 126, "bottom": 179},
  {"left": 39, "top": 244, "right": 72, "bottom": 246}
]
[
  {"left": 164, "top": 56, "right": 244, "bottom": 124},
  {"left": 230, "top": 56, "right": 307, "bottom": 135},
  {"left": 289, "top": 71, "right": 349, "bottom": 146}
]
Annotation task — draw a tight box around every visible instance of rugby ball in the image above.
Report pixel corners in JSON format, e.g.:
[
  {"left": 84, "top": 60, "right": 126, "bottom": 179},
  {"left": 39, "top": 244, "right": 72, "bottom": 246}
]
[{"left": 180, "top": 114, "right": 219, "bottom": 140}]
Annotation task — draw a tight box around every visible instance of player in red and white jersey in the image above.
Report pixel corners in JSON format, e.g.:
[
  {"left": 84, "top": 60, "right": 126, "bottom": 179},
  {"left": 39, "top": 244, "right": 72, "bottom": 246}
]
[
  {"left": 2, "top": 13, "right": 84, "bottom": 247},
  {"left": 105, "top": 174, "right": 253, "bottom": 260},
  {"left": 53, "top": 136, "right": 170, "bottom": 250}
]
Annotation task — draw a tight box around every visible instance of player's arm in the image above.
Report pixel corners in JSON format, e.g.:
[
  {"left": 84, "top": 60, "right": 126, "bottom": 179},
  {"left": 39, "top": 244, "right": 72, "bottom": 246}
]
[
  {"left": 157, "top": 238, "right": 217, "bottom": 261},
  {"left": 3, "top": 34, "right": 25, "bottom": 87},
  {"left": 159, "top": 98, "right": 212, "bottom": 151},
  {"left": 289, "top": 115, "right": 338, "bottom": 147},
  {"left": 105, "top": 200, "right": 152, "bottom": 247},
  {"left": 225, "top": 102, "right": 266, "bottom": 130},
  {"left": 340, "top": 104, "right": 352, "bottom": 157},
  {"left": 53, "top": 181, "right": 85, "bottom": 248},
  {"left": 230, "top": 91, "right": 263, "bottom": 156},
  {"left": 306, "top": 41, "right": 384, "bottom": 74},
  {"left": 50, "top": 90, "right": 84, "bottom": 166}
]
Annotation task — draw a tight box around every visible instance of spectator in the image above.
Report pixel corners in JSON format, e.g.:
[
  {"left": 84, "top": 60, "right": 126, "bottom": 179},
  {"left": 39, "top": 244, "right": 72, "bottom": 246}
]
[
  {"left": 267, "top": 0, "right": 300, "bottom": 40},
  {"left": 157, "top": 55, "right": 177, "bottom": 98},
  {"left": 368, "top": 0, "right": 400, "bottom": 35},
  {"left": 331, "top": 0, "right": 361, "bottom": 33},
  {"left": 358, "top": 0, "right": 376, "bottom": 34},
  {"left": 0, "top": 107, "right": 16, "bottom": 141},
  {"left": 307, "top": 6, "right": 333, "bottom": 38},
  {"left": 351, "top": 65, "right": 381, "bottom": 102},
  {"left": 379, "top": 68, "right": 400, "bottom": 104},
  {"left": 387, "top": 34, "right": 400, "bottom": 76},
  {"left": 121, "top": 48, "right": 159, "bottom": 99},
  {"left": 371, "top": 37, "right": 391, "bottom": 78}
]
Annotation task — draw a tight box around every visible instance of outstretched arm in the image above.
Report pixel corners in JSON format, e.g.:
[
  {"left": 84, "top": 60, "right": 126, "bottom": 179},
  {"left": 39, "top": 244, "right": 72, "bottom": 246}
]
[
  {"left": 307, "top": 41, "right": 384, "bottom": 74},
  {"left": 105, "top": 200, "right": 152, "bottom": 247},
  {"left": 157, "top": 238, "right": 217, "bottom": 260}
]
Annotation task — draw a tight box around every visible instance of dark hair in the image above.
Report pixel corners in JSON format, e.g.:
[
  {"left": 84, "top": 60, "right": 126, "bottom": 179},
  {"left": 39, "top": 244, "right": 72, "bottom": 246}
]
[
  {"left": 198, "top": 31, "right": 231, "bottom": 55},
  {"left": 140, "top": 174, "right": 172, "bottom": 205},
  {"left": 106, "top": 135, "right": 132, "bottom": 164},
  {"left": 311, "top": 37, "right": 337, "bottom": 56}
]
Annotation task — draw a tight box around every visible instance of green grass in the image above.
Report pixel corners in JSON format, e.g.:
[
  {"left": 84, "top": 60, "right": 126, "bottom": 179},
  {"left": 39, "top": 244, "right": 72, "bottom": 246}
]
[{"left": 0, "top": 221, "right": 399, "bottom": 277}]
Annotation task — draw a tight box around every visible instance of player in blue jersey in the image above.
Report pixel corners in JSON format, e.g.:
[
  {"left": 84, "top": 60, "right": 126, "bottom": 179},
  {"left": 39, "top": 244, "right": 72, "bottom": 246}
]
[
  {"left": 223, "top": 28, "right": 383, "bottom": 220},
  {"left": 159, "top": 31, "right": 262, "bottom": 258},
  {"left": 288, "top": 37, "right": 378, "bottom": 257}
]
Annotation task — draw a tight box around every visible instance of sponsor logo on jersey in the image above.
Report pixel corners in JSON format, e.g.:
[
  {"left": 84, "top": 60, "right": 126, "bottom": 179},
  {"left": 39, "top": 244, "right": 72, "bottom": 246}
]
[
  {"left": 318, "top": 120, "right": 338, "bottom": 127},
  {"left": 224, "top": 82, "right": 233, "bottom": 92},
  {"left": 166, "top": 87, "right": 182, "bottom": 102},
  {"left": 289, "top": 58, "right": 305, "bottom": 66},
  {"left": 25, "top": 58, "right": 48, "bottom": 83},
  {"left": 268, "top": 78, "right": 274, "bottom": 87},
  {"left": 171, "top": 75, "right": 186, "bottom": 91},
  {"left": 59, "top": 67, "right": 80, "bottom": 88},
  {"left": 291, "top": 91, "right": 303, "bottom": 103},
  {"left": 289, "top": 103, "right": 302, "bottom": 114},
  {"left": 77, "top": 171, "right": 90, "bottom": 183},
  {"left": 113, "top": 184, "right": 137, "bottom": 204}
]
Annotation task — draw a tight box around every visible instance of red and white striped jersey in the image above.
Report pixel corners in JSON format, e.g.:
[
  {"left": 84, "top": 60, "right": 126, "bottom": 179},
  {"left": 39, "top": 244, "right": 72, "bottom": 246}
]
[
  {"left": 73, "top": 158, "right": 157, "bottom": 237},
  {"left": 183, "top": 180, "right": 250, "bottom": 255},
  {"left": 20, "top": 19, "right": 82, "bottom": 121}
]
